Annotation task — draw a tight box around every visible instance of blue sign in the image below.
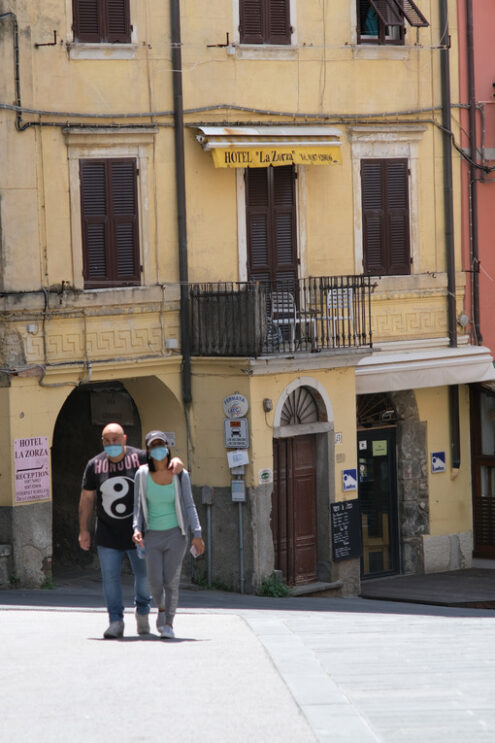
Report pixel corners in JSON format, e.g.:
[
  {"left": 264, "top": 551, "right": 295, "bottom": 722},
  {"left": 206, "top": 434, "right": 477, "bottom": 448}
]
[
  {"left": 431, "top": 451, "right": 446, "bottom": 473},
  {"left": 343, "top": 469, "right": 357, "bottom": 491}
]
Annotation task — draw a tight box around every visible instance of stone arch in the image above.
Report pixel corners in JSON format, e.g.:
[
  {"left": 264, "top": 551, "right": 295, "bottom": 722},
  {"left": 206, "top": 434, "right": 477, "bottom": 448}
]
[{"left": 274, "top": 376, "right": 334, "bottom": 436}]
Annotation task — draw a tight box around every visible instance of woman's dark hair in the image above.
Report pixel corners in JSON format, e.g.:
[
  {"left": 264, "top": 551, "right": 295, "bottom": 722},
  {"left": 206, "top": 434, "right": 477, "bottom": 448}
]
[{"left": 146, "top": 447, "right": 171, "bottom": 472}]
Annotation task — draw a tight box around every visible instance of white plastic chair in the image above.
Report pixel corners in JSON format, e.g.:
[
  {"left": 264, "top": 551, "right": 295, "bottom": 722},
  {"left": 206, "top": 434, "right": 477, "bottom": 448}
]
[
  {"left": 326, "top": 287, "right": 354, "bottom": 345},
  {"left": 271, "top": 291, "right": 299, "bottom": 352}
]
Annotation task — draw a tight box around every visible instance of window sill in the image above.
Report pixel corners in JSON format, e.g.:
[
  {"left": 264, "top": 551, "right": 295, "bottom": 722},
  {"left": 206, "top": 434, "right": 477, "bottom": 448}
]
[
  {"left": 232, "top": 44, "right": 298, "bottom": 61},
  {"left": 69, "top": 43, "right": 138, "bottom": 61},
  {"left": 351, "top": 44, "right": 412, "bottom": 61}
]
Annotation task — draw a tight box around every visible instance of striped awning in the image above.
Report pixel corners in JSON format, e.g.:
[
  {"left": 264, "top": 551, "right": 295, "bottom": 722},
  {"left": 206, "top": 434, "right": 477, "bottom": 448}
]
[{"left": 195, "top": 126, "right": 342, "bottom": 168}]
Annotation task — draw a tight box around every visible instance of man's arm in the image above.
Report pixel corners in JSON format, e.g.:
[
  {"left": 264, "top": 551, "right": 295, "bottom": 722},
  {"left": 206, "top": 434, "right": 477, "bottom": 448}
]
[
  {"left": 78, "top": 488, "right": 96, "bottom": 551},
  {"left": 169, "top": 456, "right": 184, "bottom": 474}
]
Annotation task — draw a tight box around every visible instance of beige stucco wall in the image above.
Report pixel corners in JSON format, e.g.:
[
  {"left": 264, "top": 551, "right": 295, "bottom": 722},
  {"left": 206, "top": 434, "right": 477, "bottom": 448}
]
[{"left": 416, "top": 384, "right": 472, "bottom": 537}]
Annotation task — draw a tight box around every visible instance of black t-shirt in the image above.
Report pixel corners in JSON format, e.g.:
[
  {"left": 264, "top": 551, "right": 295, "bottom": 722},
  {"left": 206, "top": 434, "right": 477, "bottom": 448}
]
[{"left": 81, "top": 446, "right": 147, "bottom": 550}]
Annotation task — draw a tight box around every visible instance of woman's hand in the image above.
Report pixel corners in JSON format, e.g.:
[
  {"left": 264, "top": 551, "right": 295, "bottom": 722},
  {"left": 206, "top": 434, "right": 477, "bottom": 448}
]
[
  {"left": 191, "top": 537, "right": 205, "bottom": 556},
  {"left": 133, "top": 530, "right": 144, "bottom": 546}
]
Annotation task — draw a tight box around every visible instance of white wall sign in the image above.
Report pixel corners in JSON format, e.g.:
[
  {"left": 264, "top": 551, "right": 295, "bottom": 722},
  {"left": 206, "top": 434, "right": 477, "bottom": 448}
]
[
  {"left": 224, "top": 418, "right": 249, "bottom": 448},
  {"left": 231, "top": 479, "right": 246, "bottom": 502},
  {"left": 258, "top": 468, "right": 273, "bottom": 485},
  {"left": 227, "top": 449, "right": 249, "bottom": 468},
  {"left": 431, "top": 451, "right": 446, "bottom": 473},
  {"left": 342, "top": 468, "right": 358, "bottom": 491},
  {"left": 14, "top": 437, "right": 50, "bottom": 503},
  {"left": 223, "top": 393, "right": 249, "bottom": 419}
]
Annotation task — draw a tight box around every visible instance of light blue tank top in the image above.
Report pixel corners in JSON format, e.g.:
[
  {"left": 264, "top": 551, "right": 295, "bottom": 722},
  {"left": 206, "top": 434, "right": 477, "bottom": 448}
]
[{"left": 146, "top": 474, "right": 178, "bottom": 530}]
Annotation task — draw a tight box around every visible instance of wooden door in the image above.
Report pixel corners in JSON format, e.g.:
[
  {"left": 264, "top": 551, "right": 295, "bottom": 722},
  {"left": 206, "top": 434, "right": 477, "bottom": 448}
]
[{"left": 272, "top": 435, "right": 318, "bottom": 585}]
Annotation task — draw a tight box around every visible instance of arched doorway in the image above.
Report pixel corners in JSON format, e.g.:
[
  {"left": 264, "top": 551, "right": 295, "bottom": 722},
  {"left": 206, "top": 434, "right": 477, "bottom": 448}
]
[
  {"left": 272, "top": 383, "right": 332, "bottom": 586},
  {"left": 51, "top": 382, "right": 141, "bottom": 570}
]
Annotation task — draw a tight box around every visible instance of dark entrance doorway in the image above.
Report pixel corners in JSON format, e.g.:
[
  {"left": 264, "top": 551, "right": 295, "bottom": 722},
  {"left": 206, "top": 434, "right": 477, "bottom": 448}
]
[
  {"left": 51, "top": 382, "right": 141, "bottom": 569},
  {"left": 272, "top": 435, "right": 318, "bottom": 585},
  {"left": 471, "top": 385, "right": 495, "bottom": 558},
  {"left": 357, "top": 427, "right": 400, "bottom": 578}
]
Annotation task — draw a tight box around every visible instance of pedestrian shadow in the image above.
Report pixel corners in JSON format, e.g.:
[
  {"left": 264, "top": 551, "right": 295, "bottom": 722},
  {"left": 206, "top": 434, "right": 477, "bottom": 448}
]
[{"left": 90, "top": 635, "right": 206, "bottom": 643}]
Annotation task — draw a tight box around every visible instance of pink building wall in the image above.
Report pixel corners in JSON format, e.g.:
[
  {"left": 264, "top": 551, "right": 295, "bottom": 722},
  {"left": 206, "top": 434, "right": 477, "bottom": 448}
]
[{"left": 458, "top": 0, "right": 495, "bottom": 353}]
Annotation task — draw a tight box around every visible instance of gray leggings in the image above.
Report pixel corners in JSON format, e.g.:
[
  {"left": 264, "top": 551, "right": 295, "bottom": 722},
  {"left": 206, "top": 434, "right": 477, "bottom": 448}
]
[{"left": 144, "top": 527, "right": 187, "bottom": 625}]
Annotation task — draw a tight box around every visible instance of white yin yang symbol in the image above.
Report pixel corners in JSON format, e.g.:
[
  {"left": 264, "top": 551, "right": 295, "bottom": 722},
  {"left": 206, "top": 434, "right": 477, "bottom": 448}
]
[{"left": 101, "top": 477, "right": 134, "bottom": 519}]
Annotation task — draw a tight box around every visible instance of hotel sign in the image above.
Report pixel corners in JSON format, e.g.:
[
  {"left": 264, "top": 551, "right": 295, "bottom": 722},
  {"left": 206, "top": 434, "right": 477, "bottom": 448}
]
[{"left": 211, "top": 146, "right": 342, "bottom": 168}]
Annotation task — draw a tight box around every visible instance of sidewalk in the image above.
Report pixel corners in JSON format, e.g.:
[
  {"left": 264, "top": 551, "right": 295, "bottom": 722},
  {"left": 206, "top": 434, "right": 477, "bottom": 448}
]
[{"left": 2, "top": 569, "right": 495, "bottom": 742}]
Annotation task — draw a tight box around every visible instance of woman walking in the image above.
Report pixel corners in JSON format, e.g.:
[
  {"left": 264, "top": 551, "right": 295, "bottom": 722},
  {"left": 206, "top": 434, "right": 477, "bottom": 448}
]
[{"left": 133, "top": 430, "right": 204, "bottom": 638}]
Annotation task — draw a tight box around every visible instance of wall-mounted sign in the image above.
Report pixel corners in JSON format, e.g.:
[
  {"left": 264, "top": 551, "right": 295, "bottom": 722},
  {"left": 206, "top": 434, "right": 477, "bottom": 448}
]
[
  {"left": 335, "top": 432, "right": 343, "bottom": 444},
  {"left": 258, "top": 468, "right": 273, "bottom": 485},
  {"left": 14, "top": 437, "right": 50, "bottom": 503},
  {"left": 231, "top": 479, "right": 246, "bottom": 502},
  {"left": 431, "top": 451, "right": 446, "bottom": 473},
  {"left": 342, "top": 469, "right": 357, "bottom": 491},
  {"left": 331, "top": 499, "right": 362, "bottom": 562},
  {"left": 224, "top": 418, "right": 249, "bottom": 448},
  {"left": 227, "top": 449, "right": 249, "bottom": 469},
  {"left": 372, "top": 440, "right": 387, "bottom": 456},
  {"left": 223, "top": 393, "right": 249, "bottom": 419},
  {"left": 164, "top": 432, "right": 176, "bottom": 447}
]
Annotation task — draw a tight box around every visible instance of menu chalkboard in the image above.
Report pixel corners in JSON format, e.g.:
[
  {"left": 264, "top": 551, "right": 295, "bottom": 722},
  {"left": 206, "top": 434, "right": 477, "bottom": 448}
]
[{"left": 331, "top": 499, "right": 362, "bottom": 562}]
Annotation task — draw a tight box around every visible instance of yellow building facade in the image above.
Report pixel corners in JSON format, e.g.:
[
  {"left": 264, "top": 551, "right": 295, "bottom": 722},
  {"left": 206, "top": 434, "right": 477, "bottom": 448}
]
[{"left": 1, "top": 0, "right": 493, "bottom": 590}]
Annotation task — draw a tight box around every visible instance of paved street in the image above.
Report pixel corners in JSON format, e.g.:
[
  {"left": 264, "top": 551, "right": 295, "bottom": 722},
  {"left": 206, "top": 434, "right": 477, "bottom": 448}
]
[{"left": 2, "top": 577, "right": 495, "bottom": 742}]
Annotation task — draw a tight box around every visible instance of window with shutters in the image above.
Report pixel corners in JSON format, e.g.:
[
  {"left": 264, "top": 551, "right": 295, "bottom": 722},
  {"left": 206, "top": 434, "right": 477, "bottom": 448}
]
[
  {"left": 240, "top": 0, "right": 291, "bottom": 45},
  {"left": 72, "top": 0, "right": 131, "bottom": 43},
  {"left": 246, "top": 166, "right": 297, "bottom": 290},
  {"left": 80, "top": 158, "right": 140, "bottom": 288},
  {"left": 361, "top": 159, "right": 410, "bottom": 276},
  {"left": 357, "top": 0, "right": 428, "bottom": 45}
]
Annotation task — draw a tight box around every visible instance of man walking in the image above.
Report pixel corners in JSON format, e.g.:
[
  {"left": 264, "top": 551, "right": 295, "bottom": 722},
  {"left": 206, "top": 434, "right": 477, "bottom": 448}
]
[{"left": 78, "top": 422, "right": 182, "bottom": 639}]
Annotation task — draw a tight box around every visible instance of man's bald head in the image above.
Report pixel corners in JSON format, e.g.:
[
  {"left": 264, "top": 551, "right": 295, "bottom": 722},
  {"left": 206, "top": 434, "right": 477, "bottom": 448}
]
[
  {"left": 101, "top": 423, "right": 127, "bottom": 460},
  {"left": 102, "top": 422, "right": 125, "bottom": 439}
]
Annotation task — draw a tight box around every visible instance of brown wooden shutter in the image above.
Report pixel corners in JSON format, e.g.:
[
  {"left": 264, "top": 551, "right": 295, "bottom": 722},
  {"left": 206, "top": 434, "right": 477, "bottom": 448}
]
[
  {"left": 109, "top": 159, "right": 139, "bottom": 281},
  {"left": 267, "top": 0, "right": 291, "bottom": 45},
  {"left": 73, "top": 0, "right": 102, "bottom": 42},
  {"left": 272, "top": 166, "right": 297, "bottom": 291},
  {"left": 80, "top": 160, "right": 109, "bottom": 283},
  {"left": 240, "top": 0, "right": 264, "bottom": 44},
  {"left": 106, "top": 0, "right": 131, "bottom": 43},
  {"left": 361, "top": 159, "right": 410, "bottom": 276},
  {"left": 240, "top": 0, "right": 291, "bottom": 45},
  {"left": 80, "top": 159, "right": 139, "bottom": 288},
  {"left": 386, "top": 160, "right": 410, "bottom": 274},
  {"left": 73, "top": 0, "right": 130, "bottom": 42},
  {"left": 246, "top": 166, "right": 297, "bottom": 289},
  {"left": 246, "top": 168, "right": 271, "bottom": 284}
]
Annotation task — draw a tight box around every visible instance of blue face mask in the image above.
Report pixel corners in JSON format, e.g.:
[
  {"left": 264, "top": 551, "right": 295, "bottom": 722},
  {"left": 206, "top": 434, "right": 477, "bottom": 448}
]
[
  {"left": 104, "top": 444, "right": 123, "bottom": 458},
  {"left": 150, "top": 446, "right": 169, "bottom": 462}
]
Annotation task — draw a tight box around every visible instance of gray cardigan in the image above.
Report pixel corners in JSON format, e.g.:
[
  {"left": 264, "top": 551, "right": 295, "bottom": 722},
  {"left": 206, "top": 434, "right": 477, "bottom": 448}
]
[{"left": 133, "top": 465, "right": 202, "bottom": 538}]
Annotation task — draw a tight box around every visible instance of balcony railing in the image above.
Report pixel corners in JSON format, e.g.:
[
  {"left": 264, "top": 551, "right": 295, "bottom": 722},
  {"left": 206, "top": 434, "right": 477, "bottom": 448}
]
[{"left": 189, "top": 276, "right": 373, "bottom": 357}]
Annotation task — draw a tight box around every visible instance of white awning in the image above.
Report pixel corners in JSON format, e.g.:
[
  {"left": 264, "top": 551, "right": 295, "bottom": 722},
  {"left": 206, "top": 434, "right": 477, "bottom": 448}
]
[
  {"left": 195, "top": 126, "right": 342, "bottom": 168},
  {"left": 356, "top": 345, "right": 495, "bottom": 394}
]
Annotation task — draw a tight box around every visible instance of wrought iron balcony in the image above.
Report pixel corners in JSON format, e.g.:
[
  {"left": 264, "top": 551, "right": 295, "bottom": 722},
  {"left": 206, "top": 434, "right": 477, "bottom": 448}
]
[{"left": 189, "top": 276, "right": 373, "bottom": 357}]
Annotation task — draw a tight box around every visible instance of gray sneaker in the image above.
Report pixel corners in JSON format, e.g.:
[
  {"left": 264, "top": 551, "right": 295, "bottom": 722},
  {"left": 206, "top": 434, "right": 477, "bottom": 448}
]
[
  {"left": 103, "top": 620, "right": 124, "bottom": 639},
  {"left": 136, "top": 611, "right": 150, "bottom": 635},
  {"left": 160, "top": 624, "right": 175, "bottom": 640}
]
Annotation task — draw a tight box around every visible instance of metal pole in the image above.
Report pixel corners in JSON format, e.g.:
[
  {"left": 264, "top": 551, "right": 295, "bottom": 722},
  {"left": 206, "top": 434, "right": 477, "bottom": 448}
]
[
  {"left": 206, "top": 503, "right": 212, "bottom": 587},
  {"left": 238, "top": 501, "right": 245, "bottom": 594}
]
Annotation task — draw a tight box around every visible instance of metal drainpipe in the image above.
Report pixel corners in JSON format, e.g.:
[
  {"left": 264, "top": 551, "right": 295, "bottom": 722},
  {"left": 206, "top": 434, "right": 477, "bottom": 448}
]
[
  {"left": 466, "top": 0, "right": 482, "bottom": 344},
  {"left": 170, "top": 0, "right": 192, "bottom": 406},
  {"left": 0, "top": 12, "right": 24, "bottom": 131},
  {"left": 439, "top": 0, "right": 460, "bottom": 470}
]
